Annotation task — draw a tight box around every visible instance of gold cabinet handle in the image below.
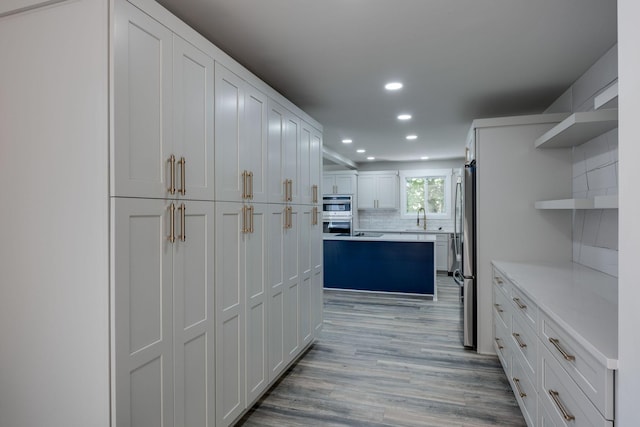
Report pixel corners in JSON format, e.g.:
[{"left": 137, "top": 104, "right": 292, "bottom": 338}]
[
  {"left": 283, "top": 206, "right": 288, "bottom": 229},
  {"left": 283, "top": 180, "right": 288, "bottom": 202},
  {"left": 512, "top": 297, "right": 527, "bottom": 310},
  {"left": 312, "top": 184, "right": 318, "bottom": 203},
  {"left": 178, "top": 203, "right": 186, "bottom": 241},
  {"left": 241, "top": 205, "right": 249, "bottom": 234},
  {"left": 168, "top": 155, "right": 176, "bottom": 194},
  {"left": 312, "top": 206, "right": 318, "bottom": 225},
  {"left": 495, "top": 337, "right": 504, "bottom": 350},
  {"left": 178, "top": 157, "right": 186, "bottom": 196},
  {"left": 549, "top": 390, "right": 575, "bottom": 421},
  {"left": 513, "top": 377, "right": 526, "bottom": 398},
  {"left": 549, "top": 337, "right": 575, "bottom": 361},
  {"left": 512, "top": 332, "right": 527, "bottom": 348},
  {"left": 494, "top": 303, "right": 504, "bottom": 313},
  {"left": 288, "top": 179, "right": 293, "bottom": 201},
  {"left": 168, "top": 203, "right": 176, "bottom": 243},
  {"left": 249, "top": 205, "right": 254, "bottom": 233},
  {"left": 242, "top": 170, "right": 248, "bottom": 199},
  {"left": 249, "top": 171, "right": 254, "bottom": 199}
]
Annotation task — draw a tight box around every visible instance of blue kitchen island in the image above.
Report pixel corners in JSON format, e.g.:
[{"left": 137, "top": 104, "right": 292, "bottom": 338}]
[{"left": 323, "top": 233, "right": 437, "bottom": 299}]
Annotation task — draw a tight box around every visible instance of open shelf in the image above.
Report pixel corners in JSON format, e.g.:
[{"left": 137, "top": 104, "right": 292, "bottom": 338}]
[
  {"left": 594, "top": 82, "right": 618, "bottom": 110},
  {"left": 534, "top": 109, "right": 618, "bottom": 149},
  {"left": 535, "top": 195, "right": 618, "bottom": 210}
]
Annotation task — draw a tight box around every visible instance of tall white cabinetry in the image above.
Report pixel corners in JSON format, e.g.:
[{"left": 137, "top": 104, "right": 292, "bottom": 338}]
[{"left": 0, "top": 1, "right": 323, "bottom": 426}]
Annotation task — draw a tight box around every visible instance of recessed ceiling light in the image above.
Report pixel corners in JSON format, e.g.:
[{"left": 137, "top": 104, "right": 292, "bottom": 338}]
[
  {"left": 421, "top": 156, "right": 430, "bottom": 160},
  {"left": 406, "top": 135, "right": 418, "bottom": 140},
  {"left": 342, "top": 139, "right": 352, "bottom": 144},
  {"left": 397, "top": 114, "right": 412, "bottom": 120},
  {"left": 356, "top": 149, "right": 366, "bottom": 153},
  {"left": 384, "top": 82, "right": 403, "bottom": 91},
  {"left": 367, "top": 156, "right": 375, "bottom": 160}
]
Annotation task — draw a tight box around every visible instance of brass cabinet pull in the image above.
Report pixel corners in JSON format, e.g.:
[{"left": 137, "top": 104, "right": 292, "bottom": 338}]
[
  {"left": 287, "top": 179, "right": 293, "bottom": 201},
  {"left": 512, "top": 332, "right": 527, "bottom": 348},
  {"left": 168, "top": 203, "right": 176, "bottom": 243},
  {"left": 312, "top": 184, "right": 318, "bottom": 203},
  {"left": 549, "top": 390, "right": 575, "bottom": 421},
  {"left": 333, "top": 184, "right": 337, "bottom": 194},
  {"left": 513, "top": 377, "right": 526, "bottom": 398},
  {"left": 513, "top": 297, "right": 527, "bottom": 310},
  {"left": 549, "top": 337, "right": 576, "bottom": 361},
  {"left": 284, "top": 206, "right": 292, "bottom": 229},
  {"left": 494, "top": 303, "right": 504, "bottom": 313},
  {"left": 168, "top": 155, "right": 176, "bottom": 194},
  {"left": 249, "top": 171, "right": 254, "bottom": 199},
  {"left": 178, "top": 203, "right": 186, "bottom": 241},
  {"left": 178, "top": 157, "right": 186, "bottom": 195},
  {"left": 250, "top": 205, "right": 255, "bottom": 233},
  {"left": 495, "top": 337, "right": 504, "bottom": 350},
  {"left": 283, "top": 180, "right": 288, "bottom": 201},
  {"left": 242, "top": 205, "right": 249, "bottom": 234},
  {"left": 312, "top": 206, "right": 318, "bottom": 225},
  {"left": 242, "top": 170, "right": 248, "bottom": 199}
]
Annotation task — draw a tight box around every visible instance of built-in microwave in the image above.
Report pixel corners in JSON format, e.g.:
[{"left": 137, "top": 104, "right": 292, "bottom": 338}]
[
  {"left": 322, "top": 216, "right": 352, "bottom": 235},
  {"left": 322, "top": 194, "right": 353, "bottom": 217}
]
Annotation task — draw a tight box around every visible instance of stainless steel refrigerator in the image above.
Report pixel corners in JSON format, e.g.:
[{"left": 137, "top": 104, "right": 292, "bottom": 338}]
[{"left": 454, "top": 161, "right": 476, "bottom": 349}]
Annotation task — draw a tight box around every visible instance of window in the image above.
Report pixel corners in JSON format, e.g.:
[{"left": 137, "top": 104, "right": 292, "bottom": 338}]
[{"left": 400, "top": 169, "right": 452, "bottom": 218}]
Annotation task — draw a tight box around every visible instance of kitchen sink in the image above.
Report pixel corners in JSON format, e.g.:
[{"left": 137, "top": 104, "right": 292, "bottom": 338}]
[{"left": 353, "top": 232, "right": 384, "bottom": 237}]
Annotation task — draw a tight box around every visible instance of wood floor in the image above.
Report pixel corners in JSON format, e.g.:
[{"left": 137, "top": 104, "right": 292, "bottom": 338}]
[{"left": 237, "top": 275, "right": 526, "bottom": 426}]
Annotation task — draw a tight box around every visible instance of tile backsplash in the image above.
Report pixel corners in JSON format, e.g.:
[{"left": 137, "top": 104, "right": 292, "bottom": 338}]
[{"left": 357, "top": 210, "right": 454, "bottom": 233}]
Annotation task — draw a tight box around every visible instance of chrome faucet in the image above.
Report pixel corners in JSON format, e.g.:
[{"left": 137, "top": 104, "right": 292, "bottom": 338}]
[{"left": 416, "top": 207, "right": 426, "bottom": 230}]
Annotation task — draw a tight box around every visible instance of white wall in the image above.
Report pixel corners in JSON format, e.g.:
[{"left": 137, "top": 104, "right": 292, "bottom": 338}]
[{"left": 616, "top": 1, "right": 640, "bottom": 424}]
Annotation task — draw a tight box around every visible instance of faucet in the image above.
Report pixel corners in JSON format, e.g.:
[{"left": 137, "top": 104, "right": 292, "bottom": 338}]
[{"left": 416, "top": 207, "right": 426, "bottom": 230}]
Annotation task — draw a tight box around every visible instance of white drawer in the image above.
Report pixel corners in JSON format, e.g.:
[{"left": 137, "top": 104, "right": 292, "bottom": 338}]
[
  {"left": 492, "top": 267, "right": 510, "bottom": 297},
  {"left": 510, "top": 286, "right": 537, "bottom": 331},
  {"left": 511, "top": 314, "right": 537, "bottom": 382},
  {"left": 539, "top": 345, "right": 612, "bottom": 427},
  {"left": 539, "top": 313, "right": 614, "bottom": 420},
  {"left": 493, "top": 284, "right": 511, "bottom": 329},
  {"left": 494, "top": 315, "right": 511, "bottom": 376},
  {"left": 511, "top": 356, "right": 537, "bottom": 427}
]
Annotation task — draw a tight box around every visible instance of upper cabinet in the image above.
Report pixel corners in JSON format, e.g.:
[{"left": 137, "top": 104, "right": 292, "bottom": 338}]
[
  {"left": 113, "top": 5, "right": 214, "bottom": 200},
  {"left": 357, "top": 171, "right": 399, "bottom": 210},
  {"left": 323, "top": 171, "right": 357, "bottom": 195},
  {"left": 267, "top": 101, "right": 302, "bottom": 204},
  {"left": 214, "top": 63, "right": 268, "bottom": 203},
  {"left": 300, "top": 121, "right": 322, "bottom": 205}
]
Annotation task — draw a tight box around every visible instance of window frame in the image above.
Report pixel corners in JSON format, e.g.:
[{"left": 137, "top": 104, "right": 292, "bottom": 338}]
[{"left": 399, "top": 169, "right": 453, "bottom": 219}]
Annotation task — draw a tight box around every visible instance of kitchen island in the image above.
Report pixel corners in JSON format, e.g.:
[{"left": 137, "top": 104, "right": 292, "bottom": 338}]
[{"left": 323, "top": 233, "right": 437, "bottom": 298}]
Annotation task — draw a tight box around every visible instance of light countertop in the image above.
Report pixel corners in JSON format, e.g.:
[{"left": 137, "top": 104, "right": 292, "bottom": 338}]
[
  {"left": 356, "top": 228, "right": 454, "bottom": 235},
  {"left": 324, "top": 233, "right": 437, "bottom": 242},
  {"left": 492, "top": 260, "right": 618, "bottom": 369}
]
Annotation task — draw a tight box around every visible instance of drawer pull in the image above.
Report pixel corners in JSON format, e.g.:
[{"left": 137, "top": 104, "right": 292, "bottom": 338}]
[
  {"left": 513, "top": 297, "right": 527, "bottom": 310},
  {"left": 549, "top": 337, "right": 576, "bottom": 361},
  {"left": 494, "top": 303, "right": 504, "bottom": 313},
  {"left": 512, "top": 332, "right": 527, "bottom": 348},
  {"left": 549, "top": 389, "right": 575, "bottom": 421},
  {"left": 513, "top": 377, "right": 526, "bottom": 398},
  {"left": 495, "top": 337, "right": 504, "bottom": 350}
]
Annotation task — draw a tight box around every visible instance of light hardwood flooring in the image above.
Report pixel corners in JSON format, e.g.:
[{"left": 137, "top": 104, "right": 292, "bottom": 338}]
[{"left": 237, "top": 275, "right": 526, "bottom": 426}]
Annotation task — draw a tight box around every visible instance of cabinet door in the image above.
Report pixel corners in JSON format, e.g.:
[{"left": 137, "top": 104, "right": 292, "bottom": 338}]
[
  {"left": 335, "top": 174, "right": 355, "bottom": 195},
  {"left": 357, "top": 175, "right": 376, "bottom": 209},
  {"left": 284, "top": 114, "right": 300, "bottom": 203},
  {"left": 310, "top": 128, "right": 322, "bottom": 203},
  {"left": 436, "top": 236, "right": 448, "bottom": 271},
  {"left": 215, "top": 202, "right": 245, "bottom": 426},
  {"left": 299, "top": 206, "right": 313, "bottom": 347},
  {"left": 310, "top": 209, "right": 324, "bottom": 334},
  {"left": 267, "top": 101, "right": 286, "bottom": 203},
  {"left": 172, "top": 201, "right": 215, "bottom": 427},
  {"left": 376, "top": 174, "right": 398, "bottom": 209},
  {"left": 284, "top": 205, "right": 301, "bottom": 360},
  {"left": 322, "top": 175, "right": 336, "bottom": 195},
  {"left": 267, "top": 205, "right": 286, "bottom": 380},
  {"left": 243, "top": 85, "right": 268, "bottom": 203},
  {"left": 173, "top": 36, "right": 214, "bottom": 201},
  {"left": 245, "top": 203, "right": 269, "bottom": 403},
  {"left": 299, "top": 122, "right": 312, "bottom": 204},
  {"left": 113, "top": 3, "right": 173, "bottom": 198},
  {"left": 113, "top": 198, "right": 174, "bottom": 427},
  {"left": 214, "top": 63, "right": 244, "bottom": 203}
]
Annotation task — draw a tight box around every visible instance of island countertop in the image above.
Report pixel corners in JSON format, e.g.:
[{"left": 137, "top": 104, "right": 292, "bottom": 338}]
[{"left": 323, "top": 233, "right": 437, "bottom": 242}]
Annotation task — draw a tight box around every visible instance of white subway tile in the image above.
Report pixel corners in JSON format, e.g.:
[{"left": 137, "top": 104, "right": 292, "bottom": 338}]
[{"left": 586, "top": 163, "right": 617, "bottom": 191}]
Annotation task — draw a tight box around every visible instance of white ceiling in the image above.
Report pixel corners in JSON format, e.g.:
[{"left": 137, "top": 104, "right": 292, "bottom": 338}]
[{"left": 157, "top": 0, "right": 617, "bottom": 164}]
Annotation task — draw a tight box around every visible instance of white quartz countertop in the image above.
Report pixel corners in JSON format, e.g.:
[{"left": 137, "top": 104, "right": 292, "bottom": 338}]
[
  {"left": 492, "top": 260, "right": 618, "bottom": 369},
  {"left": 356, "top": 228, "right": 454, "bottom": 235},
  {"left": 324, "top": 233, "right": 437, "bottom": 242}
]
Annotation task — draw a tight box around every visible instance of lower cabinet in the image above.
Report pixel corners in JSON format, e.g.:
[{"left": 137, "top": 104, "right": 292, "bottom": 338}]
[
  {"left": 492, "top": 263, "right": 615, "bottom": 427},
  {"left": 113, "top": 198, "right": 215, "bottom": 427},
  {"left": 435, "top": 234, "right": 448, "bottom": 271}
]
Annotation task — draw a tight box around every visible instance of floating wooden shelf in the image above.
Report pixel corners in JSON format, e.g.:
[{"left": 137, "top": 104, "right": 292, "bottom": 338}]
[
  {"left": 534, "top": 109, "right": 618, "bottom": 149},
  {"left": 535, "top": 195, "right": 618, "bottom": 210},
  {"left": 594, "top": 82, "right": 618, "bottom": 110}
]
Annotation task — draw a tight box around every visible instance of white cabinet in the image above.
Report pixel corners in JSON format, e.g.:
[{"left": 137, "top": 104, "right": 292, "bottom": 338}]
[
  {"left": 300, "top": 121, "right": 322, "bottom": 205},
  {"left": 435, "top": 234, "right": 449, "bottom": 271},
  {"left": 310, "top": 206, "right": 324, "bottom": 334},
  {"left": 114, "top": 4, "right": 214, "bottom": 200},
  {"left": 323, "top": 171, "right": 357, "bottom": 195},
  {"left": 215, "top": 63, "right": 268, "bottom": 203},
  {"left": 267, "top": 100, "right": 301, "bottom": 204},
  {"left": 357, "top": 171, "right": 399, "bottom": 209},
  {"left": 215, "top": 202, "right": 268, "bottom": 426},
  {"left": 113, "top": 198, "right": 215, "bottom": 427}
]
